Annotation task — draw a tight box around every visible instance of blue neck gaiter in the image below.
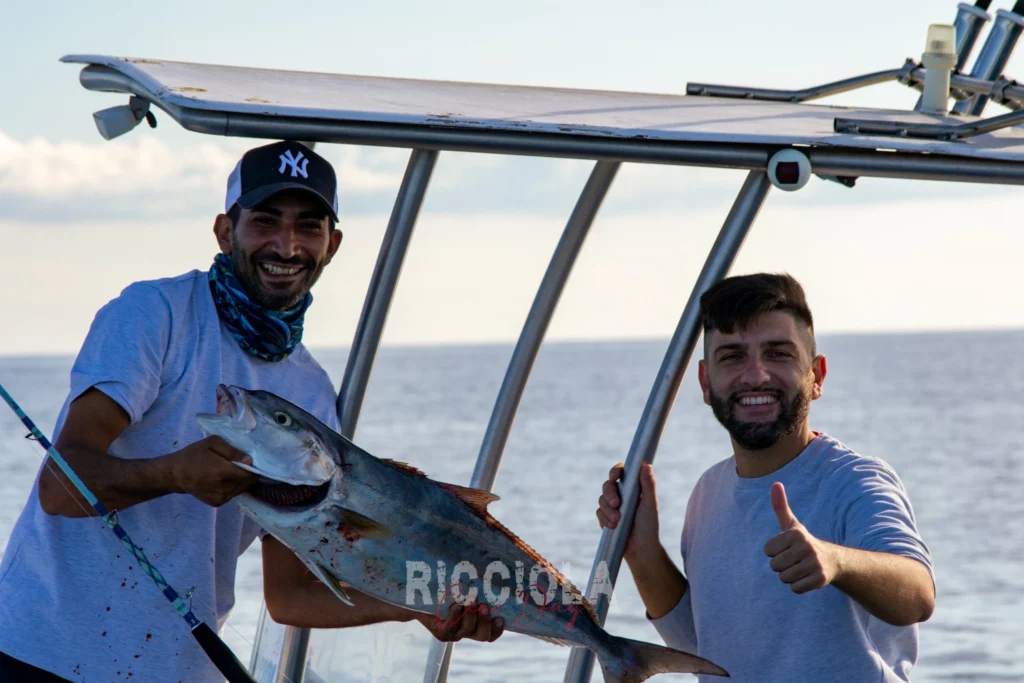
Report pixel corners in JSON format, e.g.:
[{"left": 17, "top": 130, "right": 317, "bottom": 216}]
[{"left": 208, "top": 253, "right": 312, "bottom": 362}]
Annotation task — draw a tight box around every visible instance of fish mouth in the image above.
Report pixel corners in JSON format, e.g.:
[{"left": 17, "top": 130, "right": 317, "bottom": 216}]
[{"left": 249, "top": 475, "right": 331, "bottom": 509}]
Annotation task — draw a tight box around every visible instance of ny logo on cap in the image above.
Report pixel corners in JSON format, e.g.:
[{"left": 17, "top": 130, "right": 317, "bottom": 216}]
[{"left": 278, "top": 150, "right": 309, "bottom": 179}]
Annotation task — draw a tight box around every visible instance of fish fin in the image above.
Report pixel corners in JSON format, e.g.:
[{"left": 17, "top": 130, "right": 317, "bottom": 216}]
[
  {"left": 438, "top": 483, "right": 501, "bottom": 514},
  {"left": 468, "top": 510, "right": 599, "bottom": 625},
  {"left": 311, "top": 563, "right": 355, "bottom": 607},
  {"left": 382, "top": 458, "right": 427, "bottom": 477},
  {"left": 339, "top": 509, "right": 395, "bottom": 539},
  {"left": 530, "top": 634, "right": 573, "bottom": 647},
  {"left": 597, "top": 636, "right": 729, "bottom": 682}
]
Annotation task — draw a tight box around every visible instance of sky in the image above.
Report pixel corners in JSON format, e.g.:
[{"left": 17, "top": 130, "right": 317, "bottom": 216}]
[{"left": 2, "top": 0, "right": 1024, "bottom": 356}]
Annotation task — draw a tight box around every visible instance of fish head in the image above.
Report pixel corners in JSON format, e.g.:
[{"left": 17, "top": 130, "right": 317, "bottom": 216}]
[{"left": 196, "top": 384, "right": 338, "bottom": 488}]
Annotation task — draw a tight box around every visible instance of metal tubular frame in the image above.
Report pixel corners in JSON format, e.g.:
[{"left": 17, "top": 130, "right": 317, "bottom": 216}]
[
  {"left": 423, "top": 160, "right": 621, "bottom": 683},
  {"left": 834, "top": 104, "right": 1024, "bottom": 140},
  {"left": 953, "top": 6, "right": 1024, "bottom": 115},
  {"left": 336, "top": 149, "right": 439, "bottom": 436},
  {"left": 562, "top": 171, "right": 773, "bottom": 683},
  {"left": 686, "top": 67, "right": 907, "bottom": 103},
  {"left": 953, "top": 2, "right": 993, "bottom": 71},
  {"left": 274, "top": 149, "right": 439, "bottom": 683}
]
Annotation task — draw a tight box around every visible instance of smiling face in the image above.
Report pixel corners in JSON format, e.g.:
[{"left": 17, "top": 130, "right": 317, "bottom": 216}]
[
  {"left": 698, "top": 311, "right": 825, "bottom": 451},
  {"left": 214, "top": 189, "right": 342, "bottom": 311}
]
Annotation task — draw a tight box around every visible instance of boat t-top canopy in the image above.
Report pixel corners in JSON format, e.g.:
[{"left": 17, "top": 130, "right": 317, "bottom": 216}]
[{"left": 62, "top": 54, "right": 1024, "bottom": 184}]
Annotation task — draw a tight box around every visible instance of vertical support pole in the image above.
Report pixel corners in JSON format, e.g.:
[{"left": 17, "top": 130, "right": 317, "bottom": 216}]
[
  {"left": 274, "top": 148, "right": 439, "bottom": 683},
  {"left": 336, "top": 149, "right": 439, "bottom": 437},
  {"left": 561, "top": 170, "right": 772, "bottom": 683},
  {"left": 423, "top": 160, "right": 621, "bottom": 683}
]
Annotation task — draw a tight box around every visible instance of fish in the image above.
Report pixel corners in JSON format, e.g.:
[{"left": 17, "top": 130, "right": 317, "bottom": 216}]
[{"left": 196, "top": 384, "right": 729, "bottom": 682}]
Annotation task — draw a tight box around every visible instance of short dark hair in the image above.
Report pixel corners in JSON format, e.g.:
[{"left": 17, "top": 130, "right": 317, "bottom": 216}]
[
  {"left": 225, "top": 201, "right": 337, "bottom": 231},
  {"left": 699, "top": 273, "right": 815, "bottom": 354}
]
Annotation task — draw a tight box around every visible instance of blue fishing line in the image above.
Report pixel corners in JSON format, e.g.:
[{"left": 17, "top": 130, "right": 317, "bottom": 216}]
[{"left": 0, "top": 383, "right": 200, "bottom": 628}]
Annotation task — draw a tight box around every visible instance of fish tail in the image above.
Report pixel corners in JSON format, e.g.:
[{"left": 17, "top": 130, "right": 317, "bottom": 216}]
[{"left": 597, "top": 635, "right": 729, "bottom": 682}]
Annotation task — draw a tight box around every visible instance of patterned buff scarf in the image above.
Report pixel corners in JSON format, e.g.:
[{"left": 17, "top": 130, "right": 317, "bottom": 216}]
[{"left": 208, "top": 253, "right": 312, "bottom": 362}]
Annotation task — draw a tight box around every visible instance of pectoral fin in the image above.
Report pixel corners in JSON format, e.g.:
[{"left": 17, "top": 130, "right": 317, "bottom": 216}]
[
  {"left": 311, "top": 563, "right": 355, "bottom": 607},
  {"left": 339, "top": 509, "right": 394, "bottom": 540}
]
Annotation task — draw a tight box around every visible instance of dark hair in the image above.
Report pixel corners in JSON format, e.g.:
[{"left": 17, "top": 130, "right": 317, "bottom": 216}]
[
  {"left": 699, "top": 273, "right": 815, "bottom": 354},
  {"left": 225, "top": 202, "right": 337, "bottom": 231}
]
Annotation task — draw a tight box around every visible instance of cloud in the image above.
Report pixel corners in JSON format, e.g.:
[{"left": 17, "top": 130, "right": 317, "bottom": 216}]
[{"left": 2, "top": 128, "right": 1021, "bottom": 226}]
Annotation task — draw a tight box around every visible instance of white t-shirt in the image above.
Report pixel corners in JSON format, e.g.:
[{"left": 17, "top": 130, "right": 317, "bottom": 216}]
[
  {"left": 650, "top": 433, "right": 934, "bottom": 683},
  {"left": 0, "top": 270, "right": 341, "bottom": 682}
]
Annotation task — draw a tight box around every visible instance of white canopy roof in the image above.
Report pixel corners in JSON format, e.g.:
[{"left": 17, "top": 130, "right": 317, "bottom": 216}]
[{"left": 62, "top": 54, "right": 1024, "bottom": 164}]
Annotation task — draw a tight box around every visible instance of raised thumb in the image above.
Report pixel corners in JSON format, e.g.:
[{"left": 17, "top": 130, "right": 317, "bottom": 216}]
[{"left": 771, "top": 482, "right": 797, "bottom": 530}]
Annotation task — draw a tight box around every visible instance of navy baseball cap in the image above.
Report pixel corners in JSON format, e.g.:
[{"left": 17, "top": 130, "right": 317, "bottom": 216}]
[{"left": 225, "top": 141, "right": 339, "bottom": 222}]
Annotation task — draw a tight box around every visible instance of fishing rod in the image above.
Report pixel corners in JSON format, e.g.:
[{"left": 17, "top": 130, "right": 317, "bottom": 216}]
[{"left": 0, "top": 383, "right": 258, "bottom": 683}]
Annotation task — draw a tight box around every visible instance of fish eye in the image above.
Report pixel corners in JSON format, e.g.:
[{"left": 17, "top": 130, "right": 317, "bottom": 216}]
[{"left": 273, "top": 411, "right": 293, "bottom": 427}]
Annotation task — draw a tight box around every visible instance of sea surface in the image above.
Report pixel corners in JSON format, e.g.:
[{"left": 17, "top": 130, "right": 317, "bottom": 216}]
[{"left": 1, "top": 332, "right": 1022, "bottom": 682}]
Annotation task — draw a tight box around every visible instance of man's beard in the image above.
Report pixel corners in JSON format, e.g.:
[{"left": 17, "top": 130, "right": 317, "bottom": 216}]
[
  {"left": 708, "top": 380, "right": 812, "bottom": 451},
  {"left": 231, "top": 235, "right": 324, "bottom": 310}
]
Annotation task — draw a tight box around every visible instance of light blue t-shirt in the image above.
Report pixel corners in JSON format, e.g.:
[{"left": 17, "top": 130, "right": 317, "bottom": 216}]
[
  {"left": 650, "top": 433, "right": 934, "bottom": 683},
  {"left": 0, "top": 270, "right": 341, "bottom": 682}
]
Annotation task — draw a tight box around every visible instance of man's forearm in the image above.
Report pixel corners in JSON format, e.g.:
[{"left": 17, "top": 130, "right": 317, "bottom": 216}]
[
  {"left": 266, "top": 574, "right": 419, "bottom": 629},
  {"left": 625, "top": 544, "right": 688, "bottom": 620},
  {"left": 831, "top": 545, "right": 935, "bottom": 627},
  {"left": 38, "top": 448, "right": 177, "bottom": 518}
]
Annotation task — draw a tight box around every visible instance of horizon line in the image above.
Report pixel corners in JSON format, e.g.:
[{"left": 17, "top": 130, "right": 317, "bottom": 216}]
[{"left": 1, "top": 325, "right": 1021, "bottom": 360}]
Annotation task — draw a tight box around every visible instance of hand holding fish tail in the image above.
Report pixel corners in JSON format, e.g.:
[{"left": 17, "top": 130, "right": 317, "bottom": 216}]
[
  {"left": 764, "top": 482, "right": 839, "bottom": 594},
  {"left": 167, "top": 436, "right": 260, "bottom": 507},
  {"left": 415, "top": 600, "right": 505, "bottom": 643}
]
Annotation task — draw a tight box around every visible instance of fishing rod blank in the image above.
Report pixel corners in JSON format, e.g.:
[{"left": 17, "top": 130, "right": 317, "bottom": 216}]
[{"left": 0, "top": 383, "right": 258, "bottom": 683}]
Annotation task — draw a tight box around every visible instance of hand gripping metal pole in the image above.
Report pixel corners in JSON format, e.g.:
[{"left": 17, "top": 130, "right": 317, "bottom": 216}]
[
  {"left": 423, "top": 160, "right": 621, "bottom": 683},
  {"left": 562, "top": 170, "right": 772, "bottom": 683},
  {"left": 273, "top": 148, "right": 439, "bottom": 683}
]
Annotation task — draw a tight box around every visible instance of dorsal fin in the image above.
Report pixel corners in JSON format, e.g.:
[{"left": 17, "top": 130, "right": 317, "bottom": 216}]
[
  {"left": 447, "top": 496, "right": 600, "bottom": 624},
  {"left": 382, "top": 458, "right": 427, "bottom": 477},
  {"left": 438, "top": 483, "right": 501, "bottom": 515}
]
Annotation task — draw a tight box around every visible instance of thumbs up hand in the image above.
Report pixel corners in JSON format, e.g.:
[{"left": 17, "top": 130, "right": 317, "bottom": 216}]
[{"left": 763, "top": 482, "right": 839, "bottom": 594}]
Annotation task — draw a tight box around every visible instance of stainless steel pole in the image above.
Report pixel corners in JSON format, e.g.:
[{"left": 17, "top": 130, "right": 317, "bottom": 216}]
[
  {"left": 423, "top": 160, "right": 621, "bottom": 683},
  {"left": 953, "top": 3, "right": 1024, "bottom": 115},
  {"left": 337, "top": 149, "right": 439, "bottom": 437},
  {"left": 276, "top": 148, "right": 439, "bottom": 683},
  {"left": 562, "top": 170, "right": 772, "bottom": 683}
]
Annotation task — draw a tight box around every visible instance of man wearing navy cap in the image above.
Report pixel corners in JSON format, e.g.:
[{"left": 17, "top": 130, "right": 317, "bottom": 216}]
[{"left": 0, "top": 141, "right": 504, "bottom": 682}]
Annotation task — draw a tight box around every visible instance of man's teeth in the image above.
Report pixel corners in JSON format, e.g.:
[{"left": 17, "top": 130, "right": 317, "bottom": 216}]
[
  {"left": 260, "top": 263, "right": 302, "bottom": 276},
  {"left": 738, "top": 396, "right": 778, "bottom": 406}
]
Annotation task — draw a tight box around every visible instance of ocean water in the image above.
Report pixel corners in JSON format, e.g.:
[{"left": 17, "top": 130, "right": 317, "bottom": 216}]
[{"left": 1, "top": 332, "right": 1022, "bottom": 682}]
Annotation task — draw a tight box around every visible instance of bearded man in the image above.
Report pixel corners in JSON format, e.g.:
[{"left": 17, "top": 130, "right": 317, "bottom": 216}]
[
  {"left": 0, "top": 141, "right": 502, "bottom": 683},
  {"left": 596, "top": 273, "right": 935, "bottom": 682}
]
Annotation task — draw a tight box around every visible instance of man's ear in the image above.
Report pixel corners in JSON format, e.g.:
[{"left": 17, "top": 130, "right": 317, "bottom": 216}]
[
  {"left": 698, "top": 359, "right": 711, "bottom": 406},
  {"left": 214, "top": 214, "right": 233, "bottom": 254},
  {"left": 810, "top": 354, "right": 827, "bottom": 400},
  {"left": 323, "top": 228, "right": 343, "bottom": 265}
]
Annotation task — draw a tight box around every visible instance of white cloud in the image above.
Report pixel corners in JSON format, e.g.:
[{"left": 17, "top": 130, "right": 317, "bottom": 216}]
[{"left": 0, "top": 130, "right": 241, "bottom": 197}]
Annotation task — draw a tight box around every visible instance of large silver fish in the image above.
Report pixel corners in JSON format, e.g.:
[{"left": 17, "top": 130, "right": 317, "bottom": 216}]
[{"left": 197, "top": 385, "right": 728, "bottom": 682}]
